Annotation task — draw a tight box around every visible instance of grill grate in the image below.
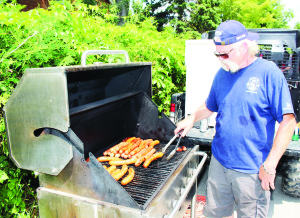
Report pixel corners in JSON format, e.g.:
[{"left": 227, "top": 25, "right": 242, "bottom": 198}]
[{"left": 95, "top": 142, "right": 191, "bottom": 209}]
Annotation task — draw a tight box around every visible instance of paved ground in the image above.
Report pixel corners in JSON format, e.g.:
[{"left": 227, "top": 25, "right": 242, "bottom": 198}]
[{"left": 196, "top": 163, "right": 300, "bottom": 218}]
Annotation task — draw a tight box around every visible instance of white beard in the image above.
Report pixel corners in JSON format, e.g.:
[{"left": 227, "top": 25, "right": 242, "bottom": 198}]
[{"left": 221, "top": 60, "right": 240, "bottom": 74}]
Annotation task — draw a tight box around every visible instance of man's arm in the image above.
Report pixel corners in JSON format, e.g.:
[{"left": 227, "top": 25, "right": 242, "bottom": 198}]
[
  {"left": 174, "top": 102, "right": 214, "bottom": 137},
  {"left": 259, "top": 113, "right": 296, "bottom": 190}
]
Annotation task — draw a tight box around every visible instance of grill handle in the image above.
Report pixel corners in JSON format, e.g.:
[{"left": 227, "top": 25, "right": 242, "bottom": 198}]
[
  {"left": 167, "top": 151, "right": 208, "bottom": 218},
  {"left": 81, "top": 50, "right": 130, "bottom": 66}
]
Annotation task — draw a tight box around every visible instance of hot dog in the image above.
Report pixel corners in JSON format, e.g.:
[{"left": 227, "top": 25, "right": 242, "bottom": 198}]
[
  {"left": 144, "top": 148, "right": 156, "bottom": 160},
  {"left": 130, "top": 139, "right": 153, "bottom": 156},
  {"left": 119, "top": 138, "right": 137, "bottom": 153},
  {"left": 132, "top": 147, "right": 149, "bottom": 159},
  {"left": 124, "top": 139, "right": 142, "bottom": 155},
  {"left": 113, "top": 164, "right": 128, "bottom": 181},
  {"left": 121, "top": 168, "right": 135, "bottom": 185},
  {"left": 97, "top": 156, "right": 122, "bottom": 162},
  {"left": 125, "top": 137, "right": 136, "bottom": 143},
  {"left": 135, "top": 148, "right": 156, "bottom": 167},
  {"left": 143, "top": 152, "right": 164, "bottom": 168},
  {"left": 149, "top": 140, "right": 160, "bottom": 147},
  {"left": 112, "top": 142, "right": 129, "bottom": 154},
  {"left": 104, "top": 142, "right": 127, "bottom": 155},
  {"left": 111, "top": 169, "right": 121, "bottom": 177},
  {"left": 107, "top": 165, "right": 116, "bottom": 173},
  {"left": 109, "top": 158, "right": 137, "bottom": 166}
]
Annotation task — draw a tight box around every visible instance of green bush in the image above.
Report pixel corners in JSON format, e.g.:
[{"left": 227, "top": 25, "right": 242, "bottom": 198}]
[{"left": 0, "top": 0, "right": 197, "bottom": 216}]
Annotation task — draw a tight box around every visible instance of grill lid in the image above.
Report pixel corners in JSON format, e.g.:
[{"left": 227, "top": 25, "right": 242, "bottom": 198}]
[{"left": 4, "top": 60, "right": 152, "bottom": 175}]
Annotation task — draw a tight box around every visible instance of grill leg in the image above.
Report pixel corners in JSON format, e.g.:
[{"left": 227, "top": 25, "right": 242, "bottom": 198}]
[{"left": 190, "top": 180, "right": 197, "bottom": 218}]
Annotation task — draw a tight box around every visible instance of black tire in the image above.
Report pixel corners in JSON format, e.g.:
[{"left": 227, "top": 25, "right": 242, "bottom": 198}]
[{"left": 281, "top": 157, "right": 300, "bottom": 198}]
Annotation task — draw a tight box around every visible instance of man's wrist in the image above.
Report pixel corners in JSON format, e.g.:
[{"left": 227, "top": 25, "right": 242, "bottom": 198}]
[{"left": 263, "top": 162, "right": 276, "bottom": 175}]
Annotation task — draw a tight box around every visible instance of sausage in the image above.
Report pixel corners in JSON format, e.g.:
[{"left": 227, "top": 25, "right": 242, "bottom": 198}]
[
  {"left": 97, "top": 156, "right": 122, "bottom": 162},
  {"left": 112, "top": 142, "right": 129, "bottom": 154},
  {"left": 109, "top": 158, "right": 137, "bottom": 166},
  {"left": 122, "top": 154, "right": 129, "bottom": 159},
  {"left": 121, "top": 168, "right": 135, "bottom": 185},
  {"left": 143, "top": 139, "right": 154, "bottom": 148},
  {"left": 125, "top": 137, "right": 136, "bottom": 143},
  {"left": 119, "top": 138, "right": 138, "bottom": 154},
  {"left": 111, "top": 169, "right": 121, "bottom": 177},
  {"left": 107, "top": 165, "right": 116, "bottom": 173},
  {"left": 119, "top": 142, "right": 132, "bottom": 154},
  {"left": 122, "top": 137, "right": 130, "bottom": 142},
  {"left": 135, "top": 148, "right": 156, "bottom": 167},
  {"left": 149, "top": 140, "right": 160, "bottom": 147},
  {"left": 115, "top": 153, "right": 121, "bottom": 158},
  {"left": 143, "top": 152, "right": 164, "bottom": 168},
  {"left": 103, "top": 142, "right": 127, "bottom": 155},
  {"left": 113, "top": 164, "right": 128, "bottom": 180},
  {"left": 124, "top": 139, "right": 142, "bottom": 155},
  {"left": 177, "top": 147, "right": 183, "bottom": 152},
  {"left": 144, "top": 148, "right": 156, "bottom": 160},
  {"left": 130, "top": 139, "right": 153, "bottom": 156},
  {"left": 132, "top": 147, "right": 149, "bottom": 159}
]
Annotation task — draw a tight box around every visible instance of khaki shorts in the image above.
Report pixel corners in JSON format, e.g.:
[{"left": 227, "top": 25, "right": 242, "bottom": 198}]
[{"left": 203, "top": 155, "right": 270, "bottom": 218}]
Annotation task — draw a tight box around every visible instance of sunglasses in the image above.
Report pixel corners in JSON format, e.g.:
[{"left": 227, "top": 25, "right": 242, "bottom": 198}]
[{"left": 214, "top": 48, "right": 234, "bottom": 59}]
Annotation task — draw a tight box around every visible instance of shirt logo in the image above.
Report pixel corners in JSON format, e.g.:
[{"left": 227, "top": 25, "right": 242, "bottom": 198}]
[{"left": 246, "top": 77, "right": 260, "bottom": 93}]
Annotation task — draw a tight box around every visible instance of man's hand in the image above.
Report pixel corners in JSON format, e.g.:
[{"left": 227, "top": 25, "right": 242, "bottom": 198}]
[
  {"left": 259, "top": 163, "right": 276, "bottom": 191},
  {"left": 259, "top": 114, "right": 296, "bottom": 191},
  {"left": 174, "top": 114, "right": 195, "bottom": 137}
]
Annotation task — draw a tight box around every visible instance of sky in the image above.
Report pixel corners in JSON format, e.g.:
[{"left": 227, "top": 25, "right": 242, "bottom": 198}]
[{"left": 280, "top": 0, "right": 300, "bottom": 28}]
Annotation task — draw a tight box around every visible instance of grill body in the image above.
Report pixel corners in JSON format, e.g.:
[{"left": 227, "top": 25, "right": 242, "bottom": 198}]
[{"left": 4, "top": 61, "right": 206, "bottom": 218}]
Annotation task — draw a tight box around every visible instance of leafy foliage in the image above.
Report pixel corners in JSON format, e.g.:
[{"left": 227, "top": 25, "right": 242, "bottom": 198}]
[
  {"left": 219, "top": 0, "right": 294, "bottom": 28},
  {"left": 0, "top": 1, "right": 189, "bottom": 216},
  {"left": 0, "top": 0, "right": 297, "bottom": 216},
  {"left": 188, "top": 0, "right": 222, "bottom": 33},
  {"left": 146, "top": 0, "right": 294, "bottom": 32},
  {"left": 146, "top": 0, "right": 215, "bottom": 35}
]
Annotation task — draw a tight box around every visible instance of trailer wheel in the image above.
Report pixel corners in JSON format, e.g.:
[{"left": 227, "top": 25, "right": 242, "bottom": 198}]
[{"left": 281, "top": 157, "right": 300, "bottom": 198}]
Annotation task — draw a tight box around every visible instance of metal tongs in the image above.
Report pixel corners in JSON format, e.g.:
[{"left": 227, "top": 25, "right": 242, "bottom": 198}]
[{"left": 164, "top": 130, "right": 183, "bottom": 161}]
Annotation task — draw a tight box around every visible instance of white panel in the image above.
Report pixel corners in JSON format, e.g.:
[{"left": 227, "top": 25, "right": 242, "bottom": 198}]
[{"left": 185, "top": 40, "right": 220, "bottom": 126}]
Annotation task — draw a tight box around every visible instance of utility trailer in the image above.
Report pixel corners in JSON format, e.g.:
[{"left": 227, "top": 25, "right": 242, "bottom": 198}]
[{"left": 170, "top": 29, "right": 300, "bottom": 198}]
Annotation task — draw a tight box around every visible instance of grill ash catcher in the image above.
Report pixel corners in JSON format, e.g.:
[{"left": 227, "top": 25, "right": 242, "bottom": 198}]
[{"left": 3, "top": 51, "right": 207, "bottom": 218}]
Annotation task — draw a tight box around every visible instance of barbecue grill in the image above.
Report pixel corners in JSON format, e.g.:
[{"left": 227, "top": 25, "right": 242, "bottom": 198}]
[{"left": 3, "top": 50, "right": 207, "bottom": 218}]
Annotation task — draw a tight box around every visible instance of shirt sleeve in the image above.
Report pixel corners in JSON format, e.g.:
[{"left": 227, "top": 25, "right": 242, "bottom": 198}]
[{"left": 267, "top": 65, "right": 294, "bottom": 123}]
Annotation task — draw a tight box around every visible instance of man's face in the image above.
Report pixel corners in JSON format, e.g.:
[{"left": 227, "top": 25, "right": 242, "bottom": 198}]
[{"left": 215, "top": 45, "right": 241, "bottom": 73}]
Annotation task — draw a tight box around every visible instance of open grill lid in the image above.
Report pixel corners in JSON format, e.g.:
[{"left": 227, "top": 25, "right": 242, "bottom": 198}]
[
  {"left": 39, "top": 90, "right": 195, "bottom": 210},
  {"left": 3, "top": 61, "right": 152, "bottom": 175}
]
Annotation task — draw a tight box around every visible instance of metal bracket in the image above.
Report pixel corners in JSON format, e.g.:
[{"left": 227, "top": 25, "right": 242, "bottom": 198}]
[{"left": 81, "top": 50, "right": 130, "bottom": 66}]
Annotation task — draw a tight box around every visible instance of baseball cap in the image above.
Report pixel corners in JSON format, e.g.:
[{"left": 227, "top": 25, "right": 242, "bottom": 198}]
[{"left": 213, "top": 20, "right": 259, "bottom": 45}]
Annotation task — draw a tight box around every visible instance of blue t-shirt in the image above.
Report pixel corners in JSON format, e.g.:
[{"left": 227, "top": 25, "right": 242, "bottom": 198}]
[{"left": 206, "top": 58, "right": 294, "bottom": 173}]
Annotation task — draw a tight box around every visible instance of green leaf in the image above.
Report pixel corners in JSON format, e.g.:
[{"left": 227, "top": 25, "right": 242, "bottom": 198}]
[
  {"left": 0, "top": 170, "right": 9, "bottom": 183},
  {"left": 0, "top": 156, "right": 7, "bottom": 163},
  {"left": 8, "top": 181, "right": 16, "bottom": 190},
  {"left": 7, "top": 190, "right": 15, "bottom": 200}
]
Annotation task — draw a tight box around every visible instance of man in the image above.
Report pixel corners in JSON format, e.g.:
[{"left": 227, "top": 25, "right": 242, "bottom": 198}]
[{"left": 174, "top": 20, "right": 296, "bottom": 217}]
